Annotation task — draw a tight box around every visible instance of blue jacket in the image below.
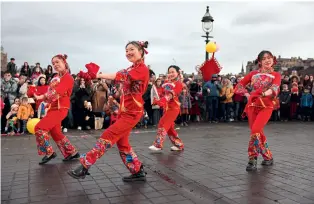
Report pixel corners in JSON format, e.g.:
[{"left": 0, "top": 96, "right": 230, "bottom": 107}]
[
  {"left": 300, "top": 93, "right": 313, "bottom": 108},
  {"left": 203, "top": 81, "right": 222, "bottom": 97}
]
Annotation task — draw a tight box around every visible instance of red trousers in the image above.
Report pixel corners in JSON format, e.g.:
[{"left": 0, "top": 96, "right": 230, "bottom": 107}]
[
  {"left": 246, "top": 107, "right": 273, "bottom": 160},
  {"left": 80, "top": 111, "right": 143, "bottom": 174},
  {"left": 35, "top": 109, "right": 77, "bottom": 158},
  {"left": 152, "top": 108, "right": 184, "bottom": 149},
  {"left": 290, "top": 102, "right": 298, "bottom": 119}
]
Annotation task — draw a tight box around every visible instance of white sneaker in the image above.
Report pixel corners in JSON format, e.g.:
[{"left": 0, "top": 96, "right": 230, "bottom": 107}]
[
  {"left": 77, "top": 126, "right": 82, "bottom": 130},
  {"left": 170, "top": 146, "right": 182, "bottom": 151},
  {"left": 148, "top": 145, "right": 162, "bottom": 151},
  {"left": 63, "top": 128, "right": 68, "bottom": 133}
]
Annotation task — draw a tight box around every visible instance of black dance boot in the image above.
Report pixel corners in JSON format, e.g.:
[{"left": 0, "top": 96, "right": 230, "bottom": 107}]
[
  {"left": 246, "top": 159, "right": 257, "bottom": 171},
  {"left": 122, "top": 165, "right": 147, "bottom": 182},
  {"left": 63, "top": 152, "right": 80, "bottom": 162},
  {"left": 261, "top": 158, "right": 274, "bottom": 166},
  {"left": 68, "top": 165, "right": 90, "bottom": 179},
  {"left": 39, "top": 152, "right": 57, "bottom": 165}
]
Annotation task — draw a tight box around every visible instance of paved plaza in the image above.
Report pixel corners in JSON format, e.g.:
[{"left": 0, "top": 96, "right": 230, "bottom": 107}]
[{"left": 1, "top": 122, "right": 314, "bottom": 204}]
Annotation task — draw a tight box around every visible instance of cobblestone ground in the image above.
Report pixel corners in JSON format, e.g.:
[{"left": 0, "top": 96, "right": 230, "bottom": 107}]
[{"left": 1, "top": 122, "right": 314, "bottom": 204}]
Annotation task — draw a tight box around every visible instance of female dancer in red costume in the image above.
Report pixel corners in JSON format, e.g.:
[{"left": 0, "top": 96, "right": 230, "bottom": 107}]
[
  {"left": 68, "top": 41, "right": 149, "bottom": 182},
  {"left": 234, "top": 50, "right": 281, "bottom": 171},
  {"left": 34, "top": 54, "right": 79, "bottom": 164},
  {"left": 149, "top": 65, "right": 184, "bottom": 151}
]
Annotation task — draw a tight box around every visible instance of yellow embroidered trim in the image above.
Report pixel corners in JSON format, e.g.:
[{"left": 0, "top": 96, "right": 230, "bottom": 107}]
[
  {"left": 131, "top": 95, "right": 143, "bottom": 108},
  {"left": 174, "top": 99, "right": 181, "bottom": 107},
  {"left": 119, "top": 88, "right": 143, "bottom": 113},
  {"left": 258, "top": 98, "right": 266, "bottom": 108}
]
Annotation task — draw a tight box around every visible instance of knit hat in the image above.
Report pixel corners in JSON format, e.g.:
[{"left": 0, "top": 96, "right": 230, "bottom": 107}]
[
  {"left": 11, "top": 104, "right": 19, "bottom": 111},
  {"left": 290, "top": 75, "right": 299, "bottom": 82}
]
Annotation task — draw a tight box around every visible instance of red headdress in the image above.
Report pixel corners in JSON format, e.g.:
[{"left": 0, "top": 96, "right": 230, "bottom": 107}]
[
  {"left": 53, "top": 54, "right": 68, "bottom": 64},
  {"left": 198, "top": 53, "right": 222, "bottom": 82},
  {"left": 137, "top": 41, "right": 148, "bottom": 54}
]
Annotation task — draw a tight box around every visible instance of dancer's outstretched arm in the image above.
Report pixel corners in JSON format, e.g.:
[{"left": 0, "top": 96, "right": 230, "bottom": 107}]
[
  {"left": 34, "top": 94, "right": 45, "bottom": 100},
  {"left": 96, "top": 73, "right": 116, "bottom": 80}
]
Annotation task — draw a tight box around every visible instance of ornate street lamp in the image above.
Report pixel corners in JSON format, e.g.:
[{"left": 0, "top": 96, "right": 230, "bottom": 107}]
[{"left": 201, "top": 6, "right": 214, "bottom": 60}]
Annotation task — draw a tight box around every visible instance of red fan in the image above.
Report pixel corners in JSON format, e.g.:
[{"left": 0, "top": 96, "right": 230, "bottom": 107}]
[
  {"left": 85, "top": 63, "right": 100, "bottom": 79},
  {"left": 77, "top": 62, "right": 100, "bottom": 81},
  {"left": 162, "top": 82, "right": 175, "bottom": 95},
  {"left": 199, "top": 53, "right": 222, "bottom": 82}
]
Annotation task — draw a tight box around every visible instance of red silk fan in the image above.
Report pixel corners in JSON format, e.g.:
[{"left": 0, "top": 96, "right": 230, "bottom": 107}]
[{"left": 77, "top": 62, "right": 100, "bottom": 82}]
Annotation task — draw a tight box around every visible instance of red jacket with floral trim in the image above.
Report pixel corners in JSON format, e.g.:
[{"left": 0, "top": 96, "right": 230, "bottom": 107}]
[
  {"left": 235, "top": 69, "right": 281, "bottom": 109},
  {"left": 114, "top": 62, "right": 149, "bottom": 113},
  {"left": 46, "top": 72, "right": 74, "bottom": 110},
  {"left": 154, "top": 79, "right": 183, "bottom": 110}
]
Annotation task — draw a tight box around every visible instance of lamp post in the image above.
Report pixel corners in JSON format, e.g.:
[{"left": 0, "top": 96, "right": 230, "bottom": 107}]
[{"left": 201, "top": 6, "right": 214, "bottom": 61}]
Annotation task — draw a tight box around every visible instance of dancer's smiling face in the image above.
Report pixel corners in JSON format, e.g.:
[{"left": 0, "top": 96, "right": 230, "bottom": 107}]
[
  {"left": 52, "top": 57, "right": 66, "bottom": 72},
  {"left": 260, "top": 53, "right": 274, "bottom": 70},
  {"left": 125, "top": 43, "right": 142, "bottom": 63},
  {"left": 168, "top": 67, "right": 179, "bottom": 80}
]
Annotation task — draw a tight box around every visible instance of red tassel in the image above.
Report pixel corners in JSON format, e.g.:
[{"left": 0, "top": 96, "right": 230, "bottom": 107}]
[{"left": 199, "top": 53, "right": 221, "bottom": 81}]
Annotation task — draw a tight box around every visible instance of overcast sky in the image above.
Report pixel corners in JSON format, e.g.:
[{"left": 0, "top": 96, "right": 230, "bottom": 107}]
[{"left": 2, "top": 1, "right": 314, "bottom": 75}]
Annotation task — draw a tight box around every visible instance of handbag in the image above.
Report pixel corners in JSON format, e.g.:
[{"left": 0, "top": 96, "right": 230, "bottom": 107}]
[
  {"left": 219, "top": 95, "right": 227, "bottom": 101},
  {"left": 94, "top": 117, "right": 104, "bottom": 130}
]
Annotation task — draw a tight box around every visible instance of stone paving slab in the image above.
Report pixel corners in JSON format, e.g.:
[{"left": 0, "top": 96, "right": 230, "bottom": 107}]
[{"left": 1, "top": 122, "right": 314, "bottom": 204}]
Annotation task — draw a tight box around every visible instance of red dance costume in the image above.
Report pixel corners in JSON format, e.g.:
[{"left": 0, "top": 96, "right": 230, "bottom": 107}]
[
  {"left": 34, "top": 85, "right": 49, "bottom": 110},
  {"left": 151, "top": 78, "right": 184, "bottom": 150},
  {"left": 80, "top": 61, "right": 149, "bottom": 175},
  {"left": 35, "top": 72, "right": 77, "bottom": 158},
  {"left": 235, "top": 69, "right": 281, "bottom": 161}
]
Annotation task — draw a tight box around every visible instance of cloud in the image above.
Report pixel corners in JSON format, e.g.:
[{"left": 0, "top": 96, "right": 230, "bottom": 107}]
[{"left": 1, "top": 1, "right": 314, "bottom": 75}]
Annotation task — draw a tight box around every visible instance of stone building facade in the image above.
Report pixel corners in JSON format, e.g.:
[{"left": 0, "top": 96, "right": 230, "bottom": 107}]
[
  {"left": 1, "top": 46, "right": 8, "bottom": 72},
  {"left": 245, "top": 55, "right": 314, "bottom": 74}
]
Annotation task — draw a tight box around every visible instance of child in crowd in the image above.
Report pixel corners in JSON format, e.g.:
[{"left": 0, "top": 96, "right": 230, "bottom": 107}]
[
  {"left": 104, "top": 95, "right": 120, "bottom": 125},
  {"left": 290, "top": 82, "right": 300, "bottom": 120},
  {"left": 300, "top": 86, "right": 313, "bottom": 122},
  {"left": 136, "top": 111, "right": 149, "bottom": 129},
  {"left": 279, "top": 84, "right": 291, "bottom": 121},
  {"left": 271, "top": 97, "right": 280, "bottom": 121},
  {"left": 17, "top": 97, "right": 34, "bottom": 134},
  {"left": 179, "top": 87, "right": 191, "bottom": 126},
  {"left": 143, "top": 111, "right": 149, "bottom": 128},
  {"left": 5, "top": 104, "right": 20, "bottom": 134}
]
